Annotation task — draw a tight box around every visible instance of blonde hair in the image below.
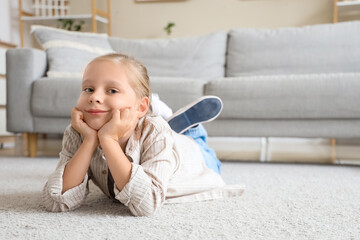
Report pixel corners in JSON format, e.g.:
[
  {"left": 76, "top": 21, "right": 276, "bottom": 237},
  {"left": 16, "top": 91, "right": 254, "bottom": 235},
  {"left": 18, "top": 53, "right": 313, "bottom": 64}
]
[{"left": 89, "top": 53, "right": 152, "bottom": 114}]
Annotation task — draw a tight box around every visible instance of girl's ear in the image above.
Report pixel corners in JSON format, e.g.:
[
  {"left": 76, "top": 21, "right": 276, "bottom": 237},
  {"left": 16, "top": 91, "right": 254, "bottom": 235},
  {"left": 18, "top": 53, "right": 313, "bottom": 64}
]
[{"left": 136, "top": 96, "right": 149, "bottom": 118}]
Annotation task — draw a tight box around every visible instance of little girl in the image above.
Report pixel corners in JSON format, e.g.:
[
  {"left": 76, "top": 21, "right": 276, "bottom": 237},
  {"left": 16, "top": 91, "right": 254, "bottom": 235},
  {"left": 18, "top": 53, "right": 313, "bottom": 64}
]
[{"left": 42, "top": 53, "right": 244, "bottom": 216}]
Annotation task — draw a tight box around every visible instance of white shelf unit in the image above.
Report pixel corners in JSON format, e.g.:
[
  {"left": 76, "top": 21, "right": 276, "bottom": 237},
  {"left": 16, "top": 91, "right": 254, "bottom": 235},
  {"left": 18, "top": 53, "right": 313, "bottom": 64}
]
[
  {"left": 21, "top": 14, "right": 109, "bottom": 24},
  {"left": 19, "top": 0, "right": 111, "bottom": 47},
  {"left": 334, "top": 0, "right": 360, "bottom": 22},
  {"left": 337, "top": 0, "right": 360, "bottom": 6}
]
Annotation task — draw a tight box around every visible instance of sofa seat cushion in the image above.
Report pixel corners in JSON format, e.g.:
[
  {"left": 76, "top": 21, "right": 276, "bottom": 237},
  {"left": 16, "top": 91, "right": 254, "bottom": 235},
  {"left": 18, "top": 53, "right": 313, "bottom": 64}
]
[
  {"left": 205, "top": 119, "right": 360, "bottom": 138},
  {"left": 31, "top": 77, "right": 205, "bottom": 118},
  {"left": 227, "top": 21, "right": 360, "bottom": 77},
  {"left": 205, "top": 73, "right": 360, "bottom": 119},
  {"left": 108, "top": 31, "right": 227, "bottom": 81}
]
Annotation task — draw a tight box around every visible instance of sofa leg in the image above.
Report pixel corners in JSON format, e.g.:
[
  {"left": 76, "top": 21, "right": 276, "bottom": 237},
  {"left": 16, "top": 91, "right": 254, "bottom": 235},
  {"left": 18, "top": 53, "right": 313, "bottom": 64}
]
[
  {"left": 331, "top": 138, "right": 337, "bottom": 164},
  {"left": 22, "top": 134, "right": 27, "bottom": 156},
  {"left": 27, "top": 133, "right": 38, "bottom": 158}
]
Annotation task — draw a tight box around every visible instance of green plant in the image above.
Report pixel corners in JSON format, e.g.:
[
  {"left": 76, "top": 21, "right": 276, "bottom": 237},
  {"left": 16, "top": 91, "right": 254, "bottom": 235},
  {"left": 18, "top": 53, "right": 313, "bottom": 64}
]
[
  {"left": 57, "top": 19, "right": 85, "bottom": 31},
  {"left": 164, "top": 22, "right": 175, "bottom": 35}
]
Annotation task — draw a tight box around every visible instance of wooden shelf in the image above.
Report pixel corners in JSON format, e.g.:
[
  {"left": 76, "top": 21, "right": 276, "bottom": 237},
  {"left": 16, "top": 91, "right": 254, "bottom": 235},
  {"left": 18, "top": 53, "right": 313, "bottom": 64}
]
[
  {"left": 337, "top": 0, "right": 360, "bottom": 11},
  {"left": 0, "top": 74, "right": 5, "bottom": 79},
  {"left": 337, "top": 0, "right": 360, "bottom": 6},
  {"left": 19, "top": 0, "right": 111, "bottom": 47},
  {"left": 334, "top": 0, "right": 360, "bottom": 22},
  {"left": 0, "top": 135, "right": 16, "bottom": 145},
  {"left": 0, "top": 41, "right": 17, "bottom": 49},
  {"left": 21, "top": 14, "right": 109, "bottom": 24}
]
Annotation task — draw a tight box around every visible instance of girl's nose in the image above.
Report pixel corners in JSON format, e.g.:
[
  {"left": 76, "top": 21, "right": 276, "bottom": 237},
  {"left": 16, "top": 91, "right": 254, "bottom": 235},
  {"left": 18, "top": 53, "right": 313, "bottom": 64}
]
[{"left": 89, "top": 92, "right": 103, "bottom": 104}]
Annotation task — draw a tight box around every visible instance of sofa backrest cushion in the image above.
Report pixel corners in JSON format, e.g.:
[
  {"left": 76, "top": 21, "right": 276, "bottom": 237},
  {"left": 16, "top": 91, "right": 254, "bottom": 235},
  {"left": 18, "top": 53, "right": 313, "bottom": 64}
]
[
  {"left": 150, "top": 77, "right": 205, "bottom": 111},
  {"left": 31, "top": 25, "right": 114, "bottom": 78},
  {"left": 226, "top": 21, "right": 360, "bottom": 77},
  {"left": 108, "top": 31, "right": 227, "bottom": 80}
]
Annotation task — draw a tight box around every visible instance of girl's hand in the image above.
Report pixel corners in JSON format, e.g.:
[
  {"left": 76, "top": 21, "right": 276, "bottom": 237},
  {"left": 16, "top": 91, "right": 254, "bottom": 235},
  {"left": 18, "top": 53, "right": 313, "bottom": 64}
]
[
  {"left": 98, "top": 107, "right": 138, "bottom": 142},
  {"left": 71, "top": 107, "right": 98, "bottom": 142}
]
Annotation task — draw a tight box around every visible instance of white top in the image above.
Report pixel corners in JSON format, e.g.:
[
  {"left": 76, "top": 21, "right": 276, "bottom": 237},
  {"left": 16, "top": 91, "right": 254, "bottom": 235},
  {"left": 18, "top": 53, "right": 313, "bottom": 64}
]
[{"left": 42, "top": 115, "right": 244, "bottom": 216}]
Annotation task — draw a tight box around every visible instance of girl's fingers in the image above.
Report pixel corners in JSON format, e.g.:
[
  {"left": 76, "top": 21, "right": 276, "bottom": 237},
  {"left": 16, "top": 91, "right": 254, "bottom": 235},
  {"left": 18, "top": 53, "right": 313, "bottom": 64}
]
[
  {"left": 112, "top": 109, "right": 120, "bottom": 120},
  {"left": 71, "top": 108, "right": 80, "bottom": 121},
  {"left": 71, "top": 107, "right": 84, "bottom": 119},
  {"left": 120, "top": 108, "right": 131, "bottom": 120}
]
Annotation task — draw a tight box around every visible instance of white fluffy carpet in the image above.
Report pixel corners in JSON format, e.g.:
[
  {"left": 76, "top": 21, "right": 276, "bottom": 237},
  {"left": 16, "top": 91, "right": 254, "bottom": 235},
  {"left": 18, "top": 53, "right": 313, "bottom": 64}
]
[{"left": 0, "top": 157, "right": 359, "bottom": 240}]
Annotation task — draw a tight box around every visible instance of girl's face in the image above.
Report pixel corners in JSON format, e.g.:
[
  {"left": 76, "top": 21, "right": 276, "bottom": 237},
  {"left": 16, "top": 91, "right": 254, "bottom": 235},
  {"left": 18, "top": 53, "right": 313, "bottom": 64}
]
[{"left": 77, "top": 60, "right": 144, "bottom": 130}]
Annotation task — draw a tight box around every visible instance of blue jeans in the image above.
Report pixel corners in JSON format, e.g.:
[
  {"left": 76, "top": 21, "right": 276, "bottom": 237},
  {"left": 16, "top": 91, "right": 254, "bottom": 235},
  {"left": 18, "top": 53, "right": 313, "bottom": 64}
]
[{"left": 183, "top": 124, "right": 221, "bottom": 175}]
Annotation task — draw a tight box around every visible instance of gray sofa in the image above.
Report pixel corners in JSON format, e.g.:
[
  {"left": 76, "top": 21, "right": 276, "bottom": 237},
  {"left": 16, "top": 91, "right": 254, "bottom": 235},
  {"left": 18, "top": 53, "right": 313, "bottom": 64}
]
[{"left": 6, "top": 21, "right": 360, "bottom": 157}]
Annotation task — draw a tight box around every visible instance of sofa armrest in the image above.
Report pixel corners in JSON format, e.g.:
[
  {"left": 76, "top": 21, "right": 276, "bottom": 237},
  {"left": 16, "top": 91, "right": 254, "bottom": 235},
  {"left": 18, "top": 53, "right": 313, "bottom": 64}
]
[{"left": 6, "top": 48, "right": 47, "bottom": 133}]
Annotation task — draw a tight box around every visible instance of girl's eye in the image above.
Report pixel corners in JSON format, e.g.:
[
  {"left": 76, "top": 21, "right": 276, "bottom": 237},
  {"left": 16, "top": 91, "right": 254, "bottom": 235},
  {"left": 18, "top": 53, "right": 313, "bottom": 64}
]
[
  {"left": 108, "top": 89, "right": 118, "bottom": 94},
  {"left": 84, "top": 88, "right": 93, "bottom": 92}
]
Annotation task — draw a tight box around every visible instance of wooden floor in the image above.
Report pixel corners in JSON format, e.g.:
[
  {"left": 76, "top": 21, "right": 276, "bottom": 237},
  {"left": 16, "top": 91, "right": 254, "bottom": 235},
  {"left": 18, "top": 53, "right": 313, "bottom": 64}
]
[
  {"left": 1, "top": 134, "right": 360, "bottom": 165},
  {"left": 0, "top": 134, "right": 62, "bottom": 157}
]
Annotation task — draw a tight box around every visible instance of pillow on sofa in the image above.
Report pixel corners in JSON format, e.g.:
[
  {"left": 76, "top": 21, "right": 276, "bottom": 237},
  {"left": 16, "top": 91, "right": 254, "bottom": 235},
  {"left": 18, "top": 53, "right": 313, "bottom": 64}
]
[
  {"left": 108, "top": 31, "right": 227, "bottom": 80},
  {"left": 31, "top": 25, "right": 114, "bottom": 78}
]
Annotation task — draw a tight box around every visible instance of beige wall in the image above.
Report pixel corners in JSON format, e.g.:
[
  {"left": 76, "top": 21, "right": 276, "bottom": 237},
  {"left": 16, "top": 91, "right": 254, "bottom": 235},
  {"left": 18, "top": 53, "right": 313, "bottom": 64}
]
[{"left": 70, "top": 0, "right": 339, "bottom": 39}]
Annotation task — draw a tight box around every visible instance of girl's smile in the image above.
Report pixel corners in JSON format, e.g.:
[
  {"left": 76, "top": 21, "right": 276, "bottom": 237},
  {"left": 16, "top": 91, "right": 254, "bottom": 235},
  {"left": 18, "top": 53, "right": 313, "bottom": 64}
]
[{"left": 86, "top": 109, "right": 110, "bottom": 116}]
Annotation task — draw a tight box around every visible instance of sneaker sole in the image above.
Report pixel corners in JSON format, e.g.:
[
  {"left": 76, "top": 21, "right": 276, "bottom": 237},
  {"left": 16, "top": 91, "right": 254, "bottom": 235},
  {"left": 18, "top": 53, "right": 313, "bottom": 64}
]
[{"left": 167, "top": 96, "right": 223, "bottom": 134}]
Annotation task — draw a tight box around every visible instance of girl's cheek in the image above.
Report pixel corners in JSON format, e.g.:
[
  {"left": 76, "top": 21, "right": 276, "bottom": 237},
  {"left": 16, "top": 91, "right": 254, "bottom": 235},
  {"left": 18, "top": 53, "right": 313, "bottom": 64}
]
[{"left": 77, "top": 97, "right": 85, "bottom": 108}]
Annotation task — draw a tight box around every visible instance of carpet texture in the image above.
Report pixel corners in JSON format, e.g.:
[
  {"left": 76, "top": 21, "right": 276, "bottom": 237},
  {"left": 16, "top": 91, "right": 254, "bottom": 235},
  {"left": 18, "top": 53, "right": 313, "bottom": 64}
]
[{"left": 0, "top": 157, "right": 359, "bottom": 239}]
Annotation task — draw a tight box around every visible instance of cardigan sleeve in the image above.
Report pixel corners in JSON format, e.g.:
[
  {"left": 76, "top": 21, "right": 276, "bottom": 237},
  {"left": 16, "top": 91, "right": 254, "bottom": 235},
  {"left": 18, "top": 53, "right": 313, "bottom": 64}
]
[
  {"left": 113, "top": 130, "right": 177, "bottom": 216},
  {"left": 42, "top": 125, "right": 90, "bottom": 212}
]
